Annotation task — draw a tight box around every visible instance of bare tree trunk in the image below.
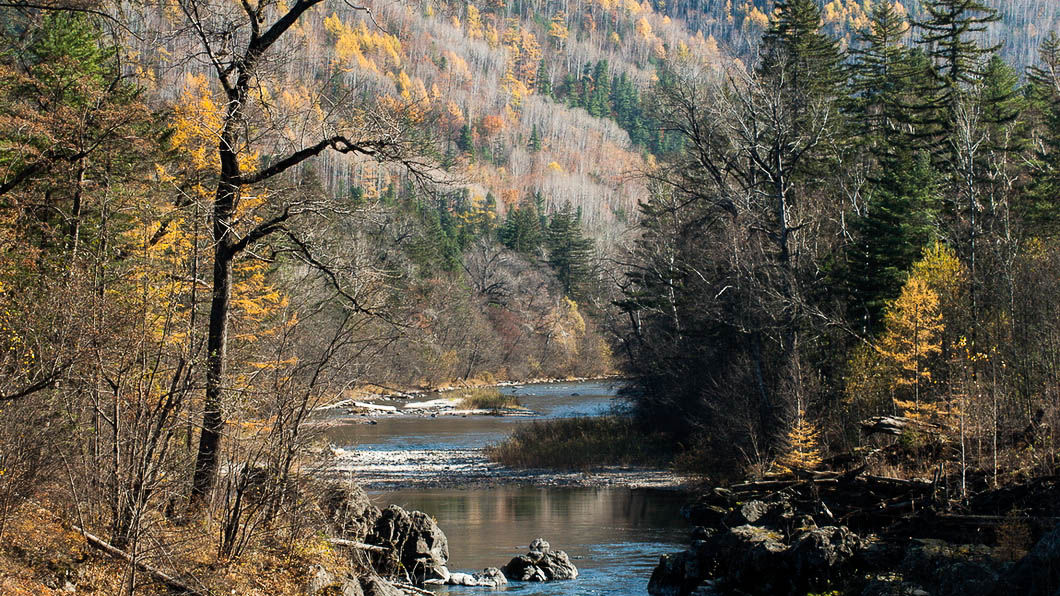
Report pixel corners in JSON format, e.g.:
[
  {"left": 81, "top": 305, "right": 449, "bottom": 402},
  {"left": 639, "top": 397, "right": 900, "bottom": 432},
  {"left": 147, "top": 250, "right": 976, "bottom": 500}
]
[{"left": 191, "top": 176, "right": 237, "bottom": 503}]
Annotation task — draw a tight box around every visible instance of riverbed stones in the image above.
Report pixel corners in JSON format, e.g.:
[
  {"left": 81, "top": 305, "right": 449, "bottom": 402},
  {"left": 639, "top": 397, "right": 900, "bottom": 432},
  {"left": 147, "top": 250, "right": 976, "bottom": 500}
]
[
  {"left": 446, "top": 568, "right": 508, "bottom": 587},
  {"left": 502, "top": 541, "right": 579, "bottom": 581}
]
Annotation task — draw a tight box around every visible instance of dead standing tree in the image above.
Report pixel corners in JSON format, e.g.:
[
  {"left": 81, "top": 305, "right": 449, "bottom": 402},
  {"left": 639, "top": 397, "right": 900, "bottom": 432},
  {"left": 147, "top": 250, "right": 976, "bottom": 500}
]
[{"left": 174, "top": 0, "right": 430, "bottom": 504}]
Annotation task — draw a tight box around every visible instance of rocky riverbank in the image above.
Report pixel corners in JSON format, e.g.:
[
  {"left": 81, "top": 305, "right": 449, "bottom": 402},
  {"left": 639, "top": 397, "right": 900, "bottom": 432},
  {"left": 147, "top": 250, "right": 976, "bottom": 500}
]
[{"left": 648, "top": 474, "right": 1060, "bottom": 596}]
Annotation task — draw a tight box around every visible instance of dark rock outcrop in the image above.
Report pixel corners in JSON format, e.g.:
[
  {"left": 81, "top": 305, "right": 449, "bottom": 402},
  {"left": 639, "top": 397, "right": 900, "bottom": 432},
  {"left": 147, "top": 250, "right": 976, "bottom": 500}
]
[
  {"left": 993, "top": 521, "right": 1060, "bottom": 596},
  {"left": 321, "top": 482, "right": 381, "bottom": 542},
  {"left": 319, "top": 481, "right": 451, "bottom": 587},
  {"left": 502, "top": 539, "right": 578, "bottom": 581},
  {"left": 649, "top": 523, "right": 863, "bottom": 595},
  {"left": 368, "top": 505, "right": 450, "bottom": 584},
  {"left": 650, "top": 479, "right": 1043, "bottom": 596},
  {"left": 360, "top": 577, "right": 403, "bottom": 596}
]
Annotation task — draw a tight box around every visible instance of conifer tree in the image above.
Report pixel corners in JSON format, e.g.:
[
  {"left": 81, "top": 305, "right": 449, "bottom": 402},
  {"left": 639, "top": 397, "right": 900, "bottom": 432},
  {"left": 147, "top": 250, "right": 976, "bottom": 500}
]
[
  {"left": 528, "top": 124, "right": 542, "bottom": 152},
  {"left": 879, "top": 273, "right": 945, "bottom": 413},
  {"left": 914, "top": 0, "right": 1000, "bottom": 144},
  {"left": 457, "top": 122, "right": 473, "bottom": 153},
  {"left": 850, "top": 0, "right": 913, "bottom": 147},
  {"left": 760, "top": 0, "right": 845, "bottom": 105},
  {"left": 775, "top": 410, "right": 823, "bottom": 475},
  {"left": 1026, "top": 33, "right": 1060, "bottom": 234},
  {"left": 847, "top": 150, "right": 940, "bottom": 333},
  {"left": 536, "top": 60, "right": 552, "bottom": 97},
  {"left": 757, "top": 0, "right": 846, "bottom": 181},
  {"left": 498, "top": 195, "right": 542, "bottom": 254},
  {"left": 546, "top": 202, "right": 593, "bottom": 298}
]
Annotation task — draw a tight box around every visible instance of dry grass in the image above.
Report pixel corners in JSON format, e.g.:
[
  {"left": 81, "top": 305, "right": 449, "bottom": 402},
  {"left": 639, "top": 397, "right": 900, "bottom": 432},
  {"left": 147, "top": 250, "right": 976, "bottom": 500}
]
[
  {"left": 485, "top": 416, "right": 673, "bottom": 469},
  {"left": 457, "top": 388, "right": 521, "bottom": 411},
  {"left": 0, "top": 500, "right": 349, "bottom": 596}
]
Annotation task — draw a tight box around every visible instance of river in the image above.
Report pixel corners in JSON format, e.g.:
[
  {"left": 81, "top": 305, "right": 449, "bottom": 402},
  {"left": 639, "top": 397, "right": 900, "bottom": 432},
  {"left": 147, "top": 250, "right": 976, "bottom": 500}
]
[{"left": 326, "top": 381, "right": 689, "bottom": 594}]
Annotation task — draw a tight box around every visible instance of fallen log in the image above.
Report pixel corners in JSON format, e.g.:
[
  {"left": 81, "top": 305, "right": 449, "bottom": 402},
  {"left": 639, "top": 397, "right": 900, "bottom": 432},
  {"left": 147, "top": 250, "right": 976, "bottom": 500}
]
[
  {"left": 860, "top": 475, "right": 934, "bottom": 489},
  {"left": 73, "top": 525, "right": 206, "bottom": 596},
  {"left": 860, "top": 416, "right": 941, "bottom": 436},
  {"left": 391, "top": 581, "right": 435, "bottom": 595},
  {"left": 327, "top": 538, "right": 389, "bottom": 552}
]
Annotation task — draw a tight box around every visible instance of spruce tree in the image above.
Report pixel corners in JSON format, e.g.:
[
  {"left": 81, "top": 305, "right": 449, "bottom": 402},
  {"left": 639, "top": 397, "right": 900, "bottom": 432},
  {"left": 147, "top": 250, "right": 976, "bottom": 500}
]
[
  {"left": 536, "top": 59, "right": 552, "bottom": 97},
  {"left": 546, "top": 202, "right": 594, "bottom": 298},
  {"left": 850, "top": 0, "right": 913, "bottom": 148},
  {"left": 914, "top": 0, "right": 1000, "bottom": 145},
  {"left": 529, "top": 124, "right": 542, "bottom": 152},
  {"left": 457, "top": 122, "right": 473, "bottom": 153},
  {"left": 846, "top": 150, "right": 940, "bottom": 333},
  {"left": 498, "top": 195, "right": 542, "bottom": 254},
  {"left": 757, "top": 0, "right": 846, "bottom": 184},
  {"left": 1024, "top": 33, "right": 1060, "bottom": 235},
  {"left": 760, "top": 0, "right": 845, "bottom": 104}
]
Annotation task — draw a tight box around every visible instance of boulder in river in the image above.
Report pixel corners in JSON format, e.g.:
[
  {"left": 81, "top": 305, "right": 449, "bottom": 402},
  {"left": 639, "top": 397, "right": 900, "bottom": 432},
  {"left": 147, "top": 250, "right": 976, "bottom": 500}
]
[
  {"left": 502, "top": 540, "right": 579, "bottom": 581},
  {"left": 369, "top": 505, "right": 450, "bottom": 584}
]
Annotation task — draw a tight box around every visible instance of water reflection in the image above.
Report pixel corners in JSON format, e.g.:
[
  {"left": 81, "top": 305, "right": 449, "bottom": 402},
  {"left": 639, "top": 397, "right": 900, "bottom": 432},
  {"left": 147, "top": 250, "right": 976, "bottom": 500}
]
[{"left": 375, "top": 486, "right": 688, "bottom": 595}]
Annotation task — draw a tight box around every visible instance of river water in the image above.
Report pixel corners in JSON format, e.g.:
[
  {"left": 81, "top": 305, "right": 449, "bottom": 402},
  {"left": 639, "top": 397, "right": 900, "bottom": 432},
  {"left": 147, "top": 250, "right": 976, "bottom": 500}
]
[{"left": 326, "top": 381, "right": 689, "bottom": 595}]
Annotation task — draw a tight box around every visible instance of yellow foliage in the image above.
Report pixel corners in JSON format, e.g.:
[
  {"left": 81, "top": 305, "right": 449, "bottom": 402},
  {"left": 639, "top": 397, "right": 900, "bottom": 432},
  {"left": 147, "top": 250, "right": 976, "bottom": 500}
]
[
  {"left": 171, "top": 74, "right": 223, "bottom": 172},
  {"left": 547, "top": 161, "right": 564, "bottom": 173},
  {"left": 466, "top": 5, "right": 483, "bottom": 39},
  {"left": 635, "top": 16, "right": 653, "bottom": 39},
  {"left": 878, "top": 276, "right": 943, "bottom": 390},
  {"left": 549, "top": 12, "right": 569, "bottom": 43},
  {"left": 324, "top": 13, "right": 402, "bottom": 73},
  {"left": 775, "top": 411, "right": 823, "bottom": 475},
  {"left": 911, "top": 242, "right": 963, "bottom": 308},
  {"left": 747, "top": 6, "right": 769, "bottom": 29}
]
